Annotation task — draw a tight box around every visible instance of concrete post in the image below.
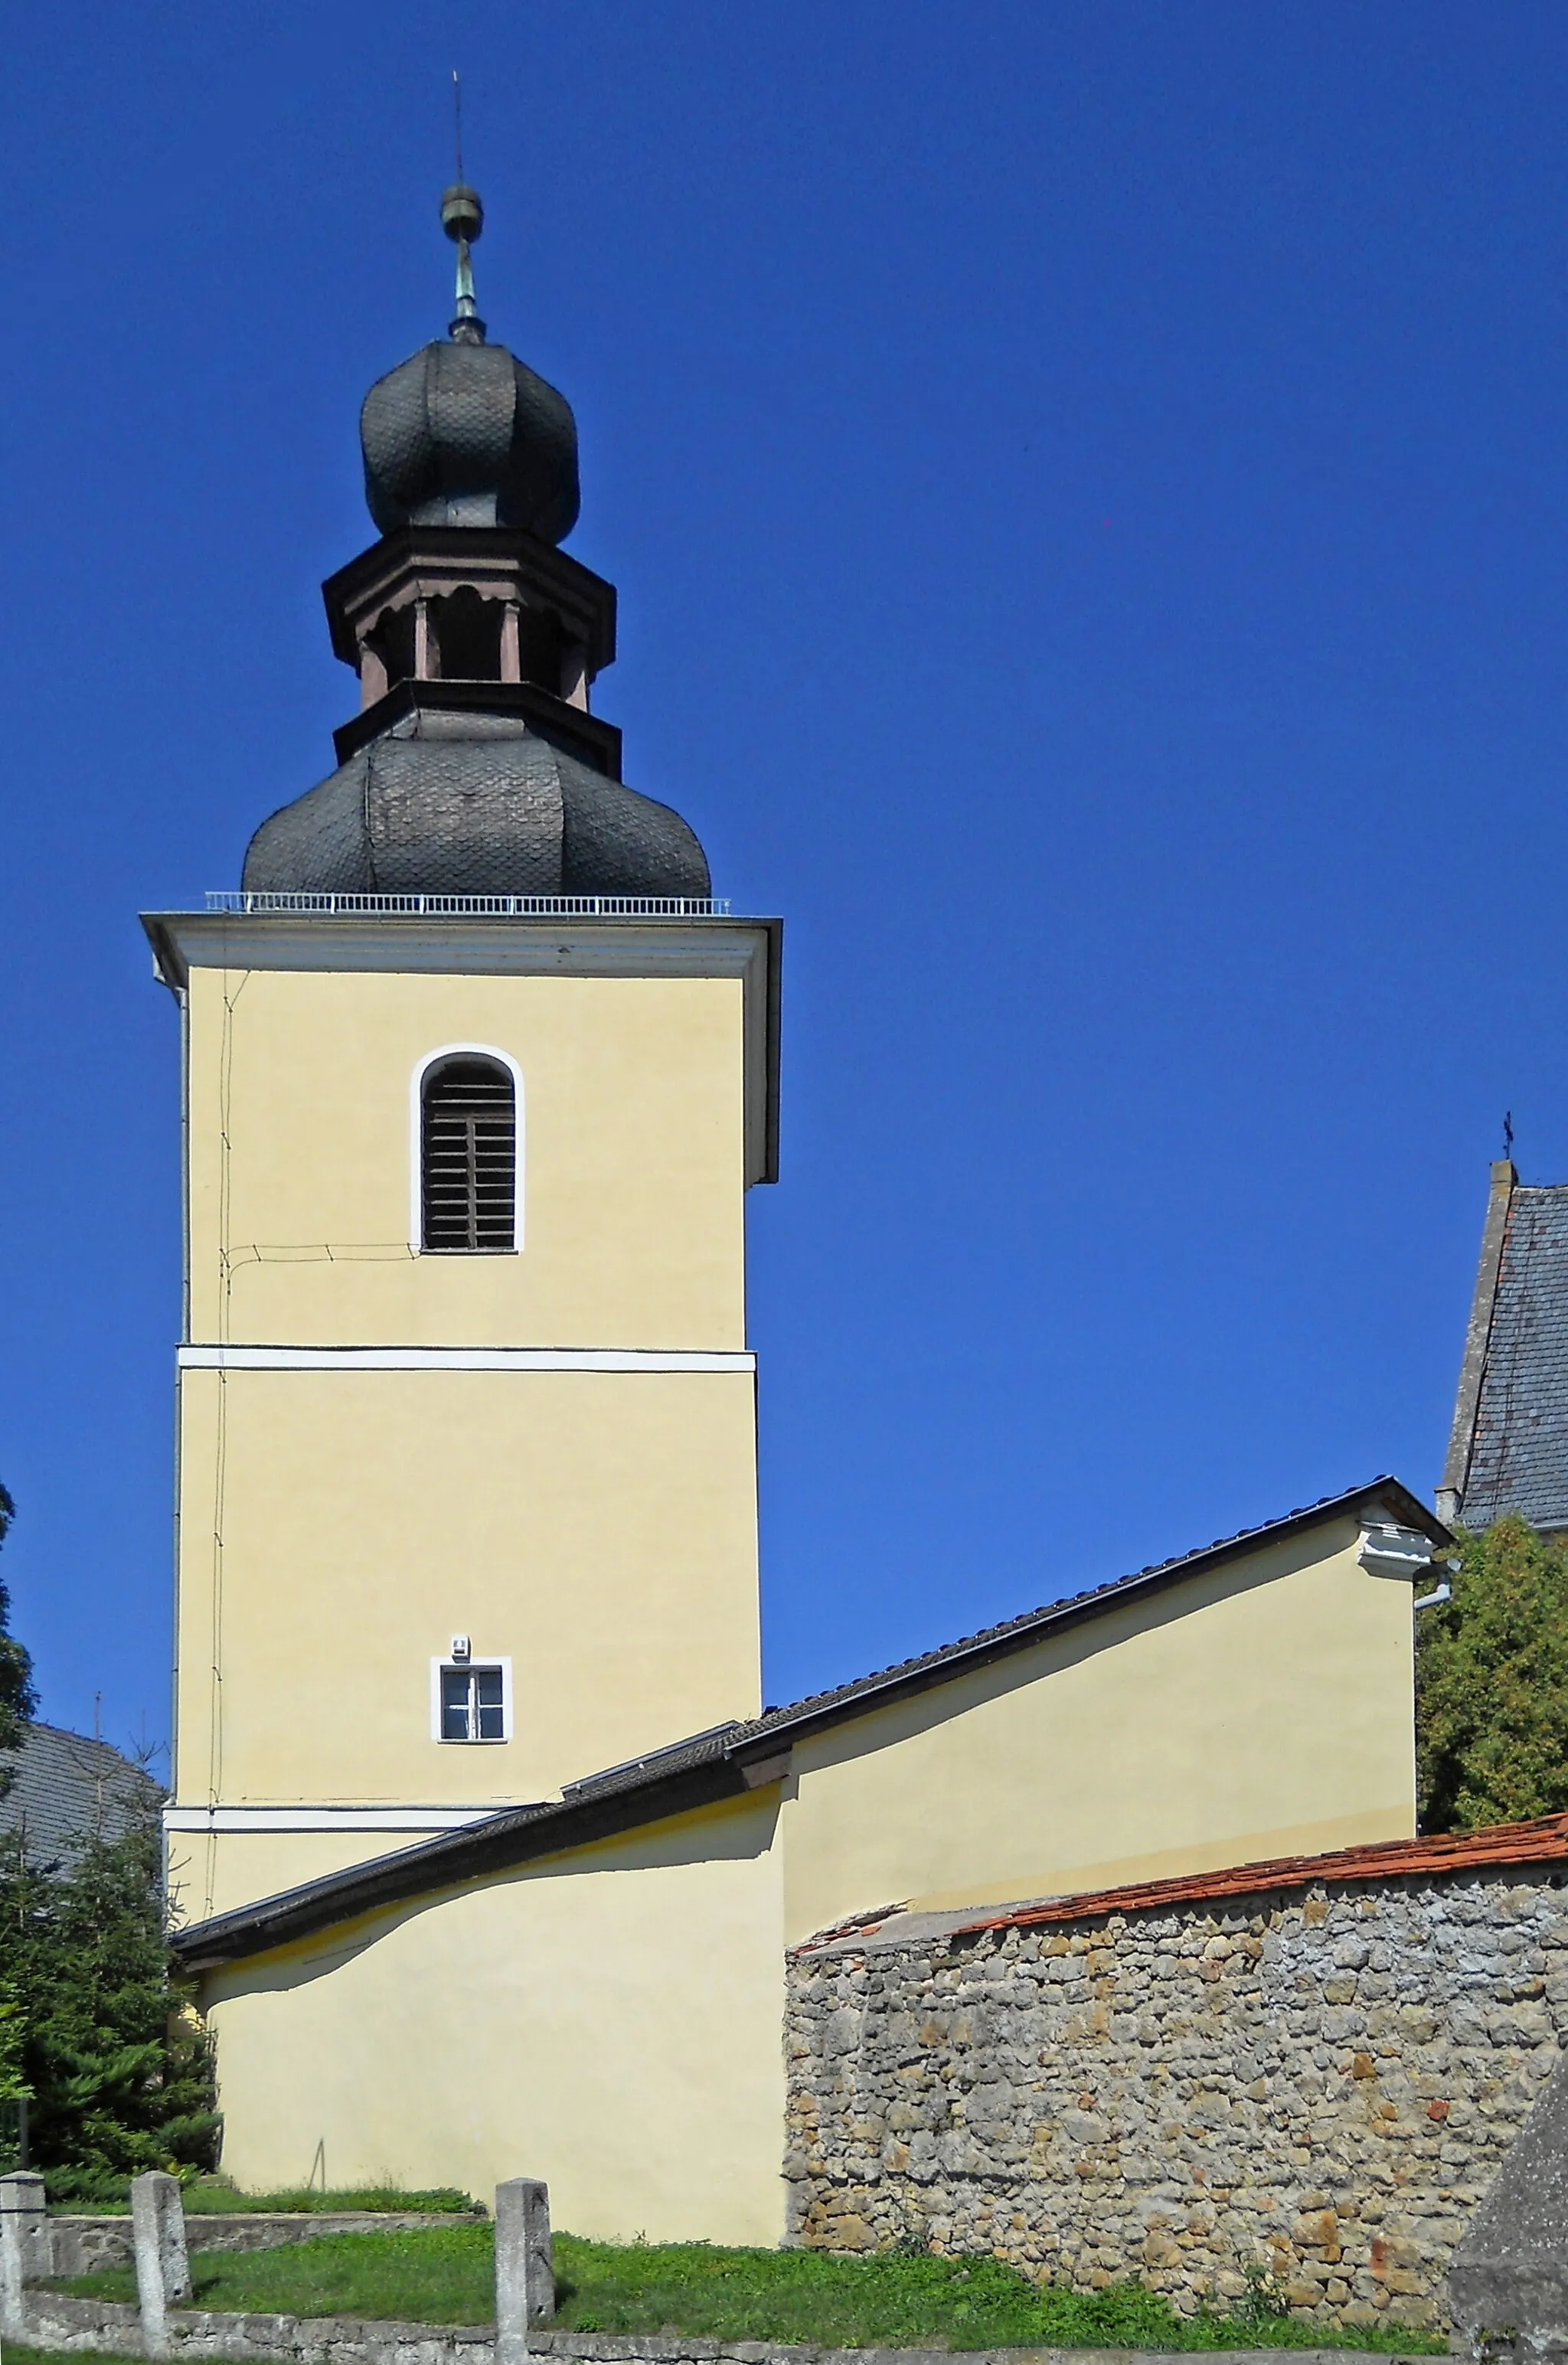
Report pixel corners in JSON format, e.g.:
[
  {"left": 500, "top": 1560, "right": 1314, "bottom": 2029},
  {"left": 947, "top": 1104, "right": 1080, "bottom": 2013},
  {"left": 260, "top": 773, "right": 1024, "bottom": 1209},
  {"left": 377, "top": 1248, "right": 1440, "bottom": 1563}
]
[
  {"left": 494, "top": 2178, "right": 553, "bottom": 2365},
  {"left": 0, "top": 2169, "right": 47, "bottom": 2337},
  {"left": 131, "top": 2171, "right": 191, "bottom": 2358}
]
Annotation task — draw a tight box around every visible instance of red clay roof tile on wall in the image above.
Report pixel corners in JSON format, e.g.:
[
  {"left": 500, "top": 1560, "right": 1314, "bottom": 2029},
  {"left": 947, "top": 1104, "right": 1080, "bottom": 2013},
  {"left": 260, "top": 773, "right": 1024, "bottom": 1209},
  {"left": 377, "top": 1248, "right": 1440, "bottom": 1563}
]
[{"left": 935, "top": 1813, "right": 1568, "bottom": 1942}]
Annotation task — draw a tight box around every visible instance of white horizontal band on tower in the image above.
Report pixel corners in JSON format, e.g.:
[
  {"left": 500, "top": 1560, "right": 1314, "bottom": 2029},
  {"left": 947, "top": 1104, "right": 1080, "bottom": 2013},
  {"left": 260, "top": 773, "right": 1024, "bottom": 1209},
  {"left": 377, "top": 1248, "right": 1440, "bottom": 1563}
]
[{"left": 176, "top": 1344, "right": 756, "bottom": 1374}]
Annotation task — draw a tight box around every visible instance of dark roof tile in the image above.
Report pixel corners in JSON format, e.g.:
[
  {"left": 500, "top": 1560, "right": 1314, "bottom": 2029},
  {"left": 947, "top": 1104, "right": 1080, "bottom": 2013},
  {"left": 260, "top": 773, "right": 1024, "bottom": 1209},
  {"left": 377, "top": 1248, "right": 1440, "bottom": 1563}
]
[
  {"left": 243, "top": 710, "right": 708, "bottom": 901},
  {"left": 795, "top": 1811, "right": 1568, "bottom": 1956},
  {"left": 0, "top": 1724, "right": 161, "bottom": 1873},
  {"left": 1459, "top": 1184, "right": 1568, "bottom": 1529}
]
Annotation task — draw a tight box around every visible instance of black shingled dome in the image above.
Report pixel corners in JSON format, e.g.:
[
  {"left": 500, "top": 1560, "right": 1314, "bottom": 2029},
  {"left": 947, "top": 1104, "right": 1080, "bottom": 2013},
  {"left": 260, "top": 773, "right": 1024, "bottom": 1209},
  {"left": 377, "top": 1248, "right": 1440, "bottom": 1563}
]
[
  {"left": 361, "top": 339, "right": 580, "bottom": 541},
  {"left": 244, "top": 711, "right": 709, "bottom": 901}
]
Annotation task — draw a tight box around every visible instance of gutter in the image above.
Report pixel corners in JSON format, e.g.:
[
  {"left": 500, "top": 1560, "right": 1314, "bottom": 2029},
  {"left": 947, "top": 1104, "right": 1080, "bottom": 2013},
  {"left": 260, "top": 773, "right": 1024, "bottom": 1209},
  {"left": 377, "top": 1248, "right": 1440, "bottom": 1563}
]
[{"left": 175, "top": 1750, "right": 753, "bottom": 1971}]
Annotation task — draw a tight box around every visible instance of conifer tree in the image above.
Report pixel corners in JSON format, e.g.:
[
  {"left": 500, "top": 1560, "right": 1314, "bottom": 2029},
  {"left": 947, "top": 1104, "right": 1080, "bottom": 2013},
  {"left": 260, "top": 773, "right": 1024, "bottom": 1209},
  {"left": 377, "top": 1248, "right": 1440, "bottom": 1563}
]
[
  {"left": 0, "top": 1484, "right": 38, "bottom": 1758},
  {"left": 1416, "top": 1513, "right": 1568, "bottom": 1831},
  {"left": 4, "top": 1795, "right": 220, "bottom": 2197},
  {"left": 0, "top": 1478, "right": 217, "bottom": 2194},
  {"left": 0, "top": 1481, "right": 34, "bottom": 2115}
]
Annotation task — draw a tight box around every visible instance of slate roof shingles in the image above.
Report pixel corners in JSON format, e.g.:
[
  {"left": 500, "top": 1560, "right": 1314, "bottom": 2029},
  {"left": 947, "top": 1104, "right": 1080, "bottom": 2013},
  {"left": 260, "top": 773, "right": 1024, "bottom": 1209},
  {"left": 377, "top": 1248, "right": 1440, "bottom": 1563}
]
[
  {"left": 0, "top": 1723, "right": 161, "bottom": 1872},
  {"left": 1462, "top": 1184, "right": 1568, "bottom": 1530}
]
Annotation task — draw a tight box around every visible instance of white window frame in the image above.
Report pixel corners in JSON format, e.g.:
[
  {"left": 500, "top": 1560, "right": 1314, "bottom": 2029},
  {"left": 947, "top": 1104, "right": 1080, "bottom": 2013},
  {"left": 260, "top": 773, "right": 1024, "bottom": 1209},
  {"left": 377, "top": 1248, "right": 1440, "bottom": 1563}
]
[
  {"left": 430, "top": 1655, "right": 514, "bottom": 1744},
  {"left": 410, "top": 1044, "right": 526, "bottom": 1255}
]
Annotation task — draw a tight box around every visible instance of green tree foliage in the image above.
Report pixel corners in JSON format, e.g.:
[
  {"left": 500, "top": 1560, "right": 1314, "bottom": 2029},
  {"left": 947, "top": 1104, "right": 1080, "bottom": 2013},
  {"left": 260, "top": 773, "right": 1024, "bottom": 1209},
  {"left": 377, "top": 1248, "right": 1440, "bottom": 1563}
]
[
  {"left": 1417, "top": 1514, "right": 1568, "bottom": 1833},
  {"left": 0, "top": 1792, "right": 221, "bottom": 2199},
  {"left": 0, "top": 1484, "right": 39, "bottom": 1759},
  {"left": 0, "top": 1477, "right": 217, "bottom": 2197}
]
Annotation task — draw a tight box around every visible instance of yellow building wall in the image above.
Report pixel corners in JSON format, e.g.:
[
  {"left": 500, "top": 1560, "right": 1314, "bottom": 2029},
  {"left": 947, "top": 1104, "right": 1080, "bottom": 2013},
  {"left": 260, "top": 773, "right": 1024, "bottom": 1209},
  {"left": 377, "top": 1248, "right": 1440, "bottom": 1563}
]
[
  {"left": 191, "top": 1511, "right": 1422, "bottom": 2229},
  {"left": 201, "top": 1795, "right": 787, "bottom": 2246},
  {"left": 172, "top": 952, "right": 763, "bottom": 1920},
  {"left": 779, "top": 1515, "right": 1415, "bottom": 1943},
  {"left": 184, "top": 965, "right": 748, "bottom": 1350},
  {"left": 174, "top": 1365, "right": 761, "bottom": 1913}
]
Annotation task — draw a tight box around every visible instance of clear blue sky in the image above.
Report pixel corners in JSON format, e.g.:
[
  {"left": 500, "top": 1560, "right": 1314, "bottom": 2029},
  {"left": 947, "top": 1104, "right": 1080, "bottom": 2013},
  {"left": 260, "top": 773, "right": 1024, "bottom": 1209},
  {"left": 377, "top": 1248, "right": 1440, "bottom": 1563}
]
[{"left": 3, "top": 1, "right": 1566, "bottom": 1762}]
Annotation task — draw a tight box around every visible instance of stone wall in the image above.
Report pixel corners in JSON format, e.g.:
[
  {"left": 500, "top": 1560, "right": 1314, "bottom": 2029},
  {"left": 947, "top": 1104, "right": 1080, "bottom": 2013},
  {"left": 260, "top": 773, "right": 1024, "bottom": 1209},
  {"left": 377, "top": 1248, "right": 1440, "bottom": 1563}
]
[
  {"left": 22, "top": 2285, "right": 495, "bottom": 2365},
  {"left": 785, "top": 1864, "right": 1568, "bottom": 2331},
  {"left": 17, "top": 2288, "right": 1411, "bottom": 2365}
]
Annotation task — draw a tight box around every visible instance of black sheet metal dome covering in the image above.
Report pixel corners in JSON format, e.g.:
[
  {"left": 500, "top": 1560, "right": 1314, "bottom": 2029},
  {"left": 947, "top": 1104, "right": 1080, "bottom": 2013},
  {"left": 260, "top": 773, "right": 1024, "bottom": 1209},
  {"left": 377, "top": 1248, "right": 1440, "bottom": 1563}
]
[
  {"left": 362, "top": 178, "right": 579, "bottom": 540},
  {"left": 244, "top": 713, "right": 708, "bottom": 899},
  {"left": 361, "top": 341, "right": 580, "bottom": 540},
  {"left": 240, "top": 183, "right": 710, "bottom": 903}
]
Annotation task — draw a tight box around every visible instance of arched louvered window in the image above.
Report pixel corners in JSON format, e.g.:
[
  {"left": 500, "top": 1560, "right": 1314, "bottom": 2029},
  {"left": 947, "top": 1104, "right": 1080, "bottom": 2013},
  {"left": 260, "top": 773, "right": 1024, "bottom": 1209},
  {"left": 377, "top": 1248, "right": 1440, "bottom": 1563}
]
[{"left": 420, "top": 1055, "right": 518, "bottom": 1252}]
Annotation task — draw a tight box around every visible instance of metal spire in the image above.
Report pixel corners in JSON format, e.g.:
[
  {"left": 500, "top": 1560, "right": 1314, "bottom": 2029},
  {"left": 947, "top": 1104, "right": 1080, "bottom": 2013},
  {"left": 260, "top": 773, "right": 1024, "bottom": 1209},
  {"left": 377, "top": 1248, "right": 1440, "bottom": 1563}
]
[{"left": 442, "top": 71, "right": 485, "bottom": 344}]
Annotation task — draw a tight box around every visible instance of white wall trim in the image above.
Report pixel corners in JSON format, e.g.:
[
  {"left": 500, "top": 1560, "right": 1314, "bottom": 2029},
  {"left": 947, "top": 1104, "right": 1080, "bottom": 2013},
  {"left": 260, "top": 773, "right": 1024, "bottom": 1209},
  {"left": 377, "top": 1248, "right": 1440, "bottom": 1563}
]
[
  {"left": 430, "top": 1655, "right": 514, "bottom": 1744},
  {"left": 177, "top": 1344, "right": 756, "bottom": 1374},
  {"left": 410, "top": 1042, "right": 525, "bottom": 1255},
  {"left": 163, "top": 1805, "right": 497, "bottom": 1834}
]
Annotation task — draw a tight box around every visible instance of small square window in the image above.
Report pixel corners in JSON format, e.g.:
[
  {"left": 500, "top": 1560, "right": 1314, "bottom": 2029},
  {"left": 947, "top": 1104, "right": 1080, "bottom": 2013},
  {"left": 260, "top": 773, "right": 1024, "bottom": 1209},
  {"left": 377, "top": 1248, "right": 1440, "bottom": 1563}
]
[{"left": 436, "top": 1662, "right": 510, "bottom": 1743}]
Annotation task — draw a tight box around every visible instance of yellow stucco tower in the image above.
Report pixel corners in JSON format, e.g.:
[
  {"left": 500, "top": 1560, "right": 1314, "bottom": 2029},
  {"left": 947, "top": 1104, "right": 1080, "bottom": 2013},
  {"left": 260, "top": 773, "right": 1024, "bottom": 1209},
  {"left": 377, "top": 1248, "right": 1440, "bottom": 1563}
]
[{"left": 145, "top": 185, "right": 779, "bottom": 1922}]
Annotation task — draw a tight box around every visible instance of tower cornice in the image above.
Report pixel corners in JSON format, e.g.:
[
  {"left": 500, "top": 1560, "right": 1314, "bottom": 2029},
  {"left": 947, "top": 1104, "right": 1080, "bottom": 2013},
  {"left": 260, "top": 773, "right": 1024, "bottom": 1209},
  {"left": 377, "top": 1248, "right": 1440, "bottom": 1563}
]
[
  {"left": 330, "top": 680, "right": 622, "bottom": 776},
  {"left": 141, "top": 910, "right": 782, "bottom": 1187}
]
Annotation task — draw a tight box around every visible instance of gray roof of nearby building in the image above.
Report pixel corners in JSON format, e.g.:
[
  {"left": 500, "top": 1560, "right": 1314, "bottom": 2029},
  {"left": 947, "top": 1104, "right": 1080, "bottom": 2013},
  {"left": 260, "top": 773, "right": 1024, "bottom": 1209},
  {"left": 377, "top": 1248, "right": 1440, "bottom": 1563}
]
[
  {"left": 0, "top": 1723, "right": 161, "bottom": 1872},
  {"left": 172, "top": 1477, "right": 1449, "bottom": 1970},
  {"left": 1442, "top": 1168, "right": 1568, "bottom": 1531},
  {"left": 241, "top": 708, "right": 710, "bottom": 900}
]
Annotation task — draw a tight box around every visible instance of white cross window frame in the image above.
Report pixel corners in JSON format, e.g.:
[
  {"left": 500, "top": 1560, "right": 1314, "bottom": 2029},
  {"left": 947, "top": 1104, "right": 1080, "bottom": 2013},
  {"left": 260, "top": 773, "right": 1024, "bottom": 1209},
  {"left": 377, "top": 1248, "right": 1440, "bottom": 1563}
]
[{"left": 430, "top": 1656, "right": 513, "bottom": 1743}]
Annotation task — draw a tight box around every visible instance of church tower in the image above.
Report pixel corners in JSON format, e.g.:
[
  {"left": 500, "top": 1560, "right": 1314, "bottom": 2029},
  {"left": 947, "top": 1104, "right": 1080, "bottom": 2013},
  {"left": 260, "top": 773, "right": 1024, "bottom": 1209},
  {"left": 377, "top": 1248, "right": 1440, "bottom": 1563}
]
[{"left": 146, "top": 187, "right": 779, "bottom": 1922}]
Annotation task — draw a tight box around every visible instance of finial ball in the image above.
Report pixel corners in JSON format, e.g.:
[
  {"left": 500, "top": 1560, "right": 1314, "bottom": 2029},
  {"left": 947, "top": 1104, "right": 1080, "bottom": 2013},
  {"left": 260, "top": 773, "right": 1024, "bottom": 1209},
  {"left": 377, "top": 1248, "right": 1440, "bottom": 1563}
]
[{"left": 441, "top": 184, "right": 483, "bottom": 244}]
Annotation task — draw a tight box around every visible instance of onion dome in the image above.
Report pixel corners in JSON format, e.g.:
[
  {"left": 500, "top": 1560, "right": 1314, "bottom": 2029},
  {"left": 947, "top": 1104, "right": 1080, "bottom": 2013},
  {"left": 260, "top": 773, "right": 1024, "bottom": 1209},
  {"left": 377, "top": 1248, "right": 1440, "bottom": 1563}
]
[
  {"left": 361, "top": 341, "right": 579, "bottom": 539},
  {"left": 360, "top": 185, "right": 580, "bottom": 540},
  {"left": 243, "top": 710, "right": 709, "bottom": 900},
  {"left": 238, "top": 181, "right": 709, "bottom": 903}
]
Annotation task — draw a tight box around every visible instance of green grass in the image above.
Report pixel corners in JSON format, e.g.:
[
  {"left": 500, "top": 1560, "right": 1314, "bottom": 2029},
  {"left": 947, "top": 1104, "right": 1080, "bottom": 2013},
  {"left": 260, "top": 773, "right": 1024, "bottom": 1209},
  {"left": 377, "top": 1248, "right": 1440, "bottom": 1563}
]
[
  {"left": 184, "top": 2181, "right": 477, "bottom": 2216},
  {"left": 48, "top": 2180, "right": 476, "bottom": 2216},
  {"left": 54, "top": 2224, "right": 495, "bottom": 2320},
  {"left": 8, "top": 2348, "right": 144, "bottom": 2365},
  {"left": 50, "top": 2225, "right": 1447, "bottom": 2351}
]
